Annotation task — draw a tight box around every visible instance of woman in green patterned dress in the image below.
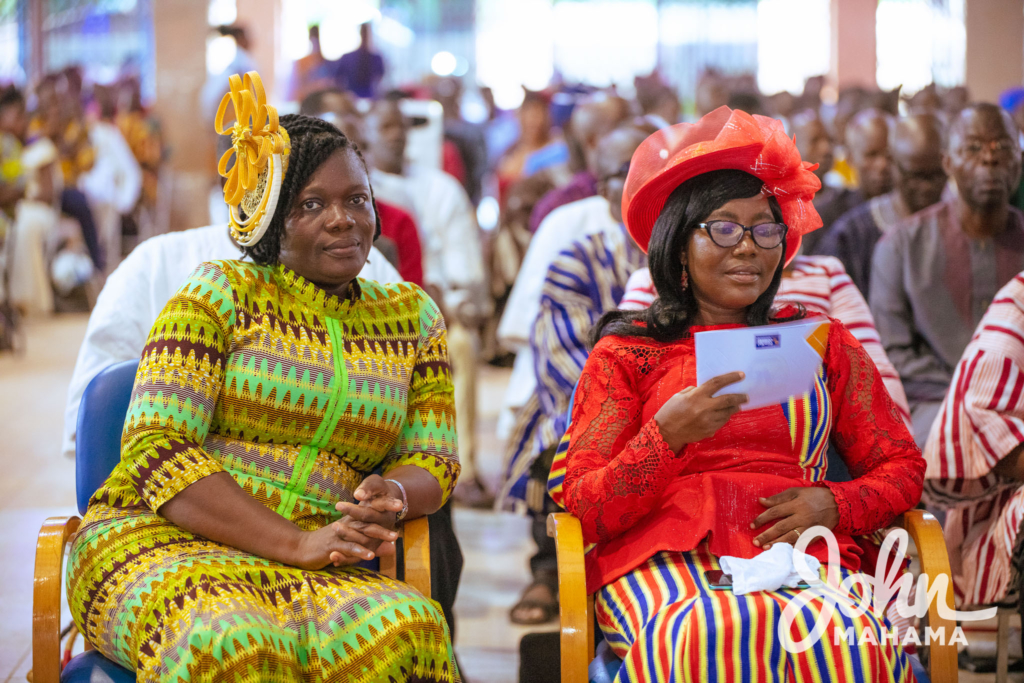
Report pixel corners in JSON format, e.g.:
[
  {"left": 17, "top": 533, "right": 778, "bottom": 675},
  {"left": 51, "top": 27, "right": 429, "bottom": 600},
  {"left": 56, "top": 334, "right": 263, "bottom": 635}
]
[{"left": 65, "top": 73, "right": 460, "bottom": 682}]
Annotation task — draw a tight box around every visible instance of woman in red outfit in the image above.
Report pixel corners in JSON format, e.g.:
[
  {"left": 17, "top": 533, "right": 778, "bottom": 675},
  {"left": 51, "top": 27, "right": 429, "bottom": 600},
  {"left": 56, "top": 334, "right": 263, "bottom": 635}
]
[{"left": 556, "top": 108, "right": 925, "bottom": 682}]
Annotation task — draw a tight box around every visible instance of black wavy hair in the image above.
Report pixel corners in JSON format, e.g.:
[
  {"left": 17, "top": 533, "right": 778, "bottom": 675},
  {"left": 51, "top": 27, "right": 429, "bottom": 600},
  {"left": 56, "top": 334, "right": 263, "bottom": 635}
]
[
  {"left": 242, "top": 114, "right": 381, "bottom": 265},
  {"left": 594, "top": 169, "right": 800, "bottom": 344}
]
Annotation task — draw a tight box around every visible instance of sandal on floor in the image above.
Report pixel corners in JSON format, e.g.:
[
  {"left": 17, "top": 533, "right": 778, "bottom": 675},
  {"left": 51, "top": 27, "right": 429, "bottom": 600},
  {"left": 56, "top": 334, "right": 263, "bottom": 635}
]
[
  {"left": 510, "top": 581, "right": 559, "bottom": 625},
  {"left": 452, "top": 476, "right": 495, "bottom": 509}
]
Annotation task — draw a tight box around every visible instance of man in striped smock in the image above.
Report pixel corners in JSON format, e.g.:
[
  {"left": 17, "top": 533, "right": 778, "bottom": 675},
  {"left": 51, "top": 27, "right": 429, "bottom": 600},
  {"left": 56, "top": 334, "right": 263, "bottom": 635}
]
[
  {"left": 871, "top": 104, "right": 1024, "bottom": 446},
  {"left": 924, "top": 272, "right": 1024, "bottom": 612},
  {"left": 501, "top": 126, "right": 648, "bottom": 625}
]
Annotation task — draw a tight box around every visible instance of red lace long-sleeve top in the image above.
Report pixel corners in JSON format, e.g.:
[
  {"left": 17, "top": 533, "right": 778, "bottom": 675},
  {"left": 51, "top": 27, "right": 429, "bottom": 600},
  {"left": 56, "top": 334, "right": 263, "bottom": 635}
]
[{"left": 562, "top": 317, "right": 925, "bottom": 594}]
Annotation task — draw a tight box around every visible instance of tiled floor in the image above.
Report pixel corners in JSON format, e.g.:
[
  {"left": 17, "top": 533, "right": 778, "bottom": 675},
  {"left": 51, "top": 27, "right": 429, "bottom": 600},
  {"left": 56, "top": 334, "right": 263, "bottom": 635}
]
[
  {"left": 1, "top": 314, "right": 84, "bottom": 683},
  {"left": 0, "top": 314, "right": 1019, "bottom": 683}
]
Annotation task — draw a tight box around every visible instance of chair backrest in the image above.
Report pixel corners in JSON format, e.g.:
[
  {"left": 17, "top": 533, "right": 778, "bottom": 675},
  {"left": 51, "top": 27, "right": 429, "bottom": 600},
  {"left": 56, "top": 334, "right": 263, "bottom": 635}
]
[{"left": 75, "top": 360, "right": 139, "bottom": 515}]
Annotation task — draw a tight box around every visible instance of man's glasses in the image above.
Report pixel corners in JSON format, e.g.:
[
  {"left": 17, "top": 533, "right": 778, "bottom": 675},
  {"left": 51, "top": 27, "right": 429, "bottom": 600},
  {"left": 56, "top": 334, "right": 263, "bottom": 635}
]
[
  {"left": 697, "top": 221, "right": 788, "bottom": 249},
  {"left": 961, "top": 138, "right": 1017, "bottom": 158}
]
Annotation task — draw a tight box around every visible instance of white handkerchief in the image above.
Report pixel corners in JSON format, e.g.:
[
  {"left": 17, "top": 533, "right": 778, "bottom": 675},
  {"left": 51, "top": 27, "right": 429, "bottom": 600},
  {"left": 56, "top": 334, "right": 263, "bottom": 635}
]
[{"left": 718, "top": 543, "right": 822, "bottom": 596}]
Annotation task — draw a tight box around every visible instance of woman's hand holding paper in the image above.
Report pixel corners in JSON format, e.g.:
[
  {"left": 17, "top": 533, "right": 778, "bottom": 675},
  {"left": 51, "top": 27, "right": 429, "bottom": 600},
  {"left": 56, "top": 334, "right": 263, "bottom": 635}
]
[{"left": 654, "top": 371, "right": 748, "bottom": 452}]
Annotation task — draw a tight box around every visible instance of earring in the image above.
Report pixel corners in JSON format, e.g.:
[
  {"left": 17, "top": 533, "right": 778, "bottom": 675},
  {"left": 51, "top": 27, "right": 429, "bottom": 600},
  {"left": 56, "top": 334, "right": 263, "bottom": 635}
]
[{"left": 681, "top": 267, "right": 689, "bottom": 291}]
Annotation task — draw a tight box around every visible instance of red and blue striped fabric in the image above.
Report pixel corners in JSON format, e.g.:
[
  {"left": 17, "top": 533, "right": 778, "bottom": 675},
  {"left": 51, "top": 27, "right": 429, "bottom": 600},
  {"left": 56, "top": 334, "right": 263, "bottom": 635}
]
[
  {"left": 596, "top": 546, "right": 914, "bottom": 683},
  {"left": 924, "top": 273, "right": 1024, "bottom": 605},
  {"left": 781, "top": 365, "right": 832, "bottom": 483}
]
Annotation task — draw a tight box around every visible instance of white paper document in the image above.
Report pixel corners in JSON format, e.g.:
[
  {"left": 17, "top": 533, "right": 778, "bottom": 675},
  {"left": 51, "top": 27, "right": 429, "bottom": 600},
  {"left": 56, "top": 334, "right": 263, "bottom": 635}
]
[{"left": 694, "top": 317, "right": 831, "bottom": 410}]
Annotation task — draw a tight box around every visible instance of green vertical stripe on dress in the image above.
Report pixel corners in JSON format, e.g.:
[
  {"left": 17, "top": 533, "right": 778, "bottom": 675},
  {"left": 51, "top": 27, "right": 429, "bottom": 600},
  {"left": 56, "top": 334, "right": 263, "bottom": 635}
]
[{"left": 275, "top": 317, "right": 350, "bottom": 517}]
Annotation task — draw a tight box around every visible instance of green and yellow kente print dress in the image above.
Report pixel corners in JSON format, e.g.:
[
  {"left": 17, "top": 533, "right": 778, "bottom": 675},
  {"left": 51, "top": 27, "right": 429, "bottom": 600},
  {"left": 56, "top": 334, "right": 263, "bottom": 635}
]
[{"left": 66, "top": 260, "right": 460, "bottom": 682}]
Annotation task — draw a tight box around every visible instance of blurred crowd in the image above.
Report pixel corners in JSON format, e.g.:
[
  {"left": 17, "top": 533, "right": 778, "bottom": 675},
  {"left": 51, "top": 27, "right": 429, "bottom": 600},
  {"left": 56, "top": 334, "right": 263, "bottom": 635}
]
[
  {"left": 0, "top": 65, "right": 163, "bottom": 347},
  {"left": 11, "top": 19, "right": 1024, "bottom": 666}
]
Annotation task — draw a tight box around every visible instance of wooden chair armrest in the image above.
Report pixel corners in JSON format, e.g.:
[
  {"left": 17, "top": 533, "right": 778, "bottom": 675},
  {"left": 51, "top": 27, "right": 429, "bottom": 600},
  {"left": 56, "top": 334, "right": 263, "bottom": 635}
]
[
  {"left": 547, "top": 512, "right": 593, "bottom": 683},
  {"left": 33, "top": 515, "right": 81, "bottom": 683},
  {"left": 379, "top": 516, "right": 431, "bottom": 598},
  {"left": 897, "top": 510, "right": 957, "bottom": 683},
  {"left": 401, "top": 517, "right": 431, "bottom": 597}
]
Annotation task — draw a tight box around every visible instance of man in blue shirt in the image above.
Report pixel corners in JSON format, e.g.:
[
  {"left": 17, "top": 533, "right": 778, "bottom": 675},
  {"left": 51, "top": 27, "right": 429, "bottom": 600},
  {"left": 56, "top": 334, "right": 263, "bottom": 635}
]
[{"left": 338, "top": 23, "right": 385, "bottom": 99}]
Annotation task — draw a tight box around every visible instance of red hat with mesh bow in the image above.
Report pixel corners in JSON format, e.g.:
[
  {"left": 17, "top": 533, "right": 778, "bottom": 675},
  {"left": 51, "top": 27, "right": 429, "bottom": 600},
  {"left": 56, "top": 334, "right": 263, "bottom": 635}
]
[{"left": 622, "top": 106, "right": 822, "bottom": 264}]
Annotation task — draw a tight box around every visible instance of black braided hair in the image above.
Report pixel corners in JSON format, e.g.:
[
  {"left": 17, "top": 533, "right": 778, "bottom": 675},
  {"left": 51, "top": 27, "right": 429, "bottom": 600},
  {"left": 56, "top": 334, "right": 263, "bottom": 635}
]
[
  {"left": 593, "top": 169, "right": 801, "bottom": 344},
  {"left": 242, "top": 113, "right": 381, "bottom": 265}
]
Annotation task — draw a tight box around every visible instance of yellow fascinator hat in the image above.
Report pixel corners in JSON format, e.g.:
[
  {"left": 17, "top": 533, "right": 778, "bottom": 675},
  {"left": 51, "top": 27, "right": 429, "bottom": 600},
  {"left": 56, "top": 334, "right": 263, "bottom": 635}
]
[{"left": 215, "top": 71, "right": 290, "bottom": 247}]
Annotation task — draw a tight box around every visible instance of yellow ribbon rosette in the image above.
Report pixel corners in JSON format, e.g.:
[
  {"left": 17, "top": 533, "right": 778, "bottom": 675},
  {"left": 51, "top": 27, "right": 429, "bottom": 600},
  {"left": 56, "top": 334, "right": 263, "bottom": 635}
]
[{"left": 215, "top": 71, "right": 290, "bottom": 246}]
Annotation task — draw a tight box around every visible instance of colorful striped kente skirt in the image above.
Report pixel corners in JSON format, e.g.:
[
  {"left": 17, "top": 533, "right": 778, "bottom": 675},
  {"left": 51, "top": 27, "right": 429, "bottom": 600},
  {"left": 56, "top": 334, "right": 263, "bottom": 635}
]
[
  {"left": 66, "top": 503, "right": 459, "bottom": 683},
  {"left": 596, "top": 546, "right": 914, "bottom": 683}
]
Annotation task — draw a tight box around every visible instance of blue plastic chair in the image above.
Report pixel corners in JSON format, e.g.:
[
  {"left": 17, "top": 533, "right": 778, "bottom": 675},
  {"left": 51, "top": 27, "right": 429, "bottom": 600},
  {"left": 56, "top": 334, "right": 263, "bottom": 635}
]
[
  {"left": 33, "top": 360, "right": 138, "bottom": 682},
  {"left": 74, "top": 360, "right": 139, "bottom": 518},
  {"left": 33, "top": 360, "right": 432, "bottom": 682}
]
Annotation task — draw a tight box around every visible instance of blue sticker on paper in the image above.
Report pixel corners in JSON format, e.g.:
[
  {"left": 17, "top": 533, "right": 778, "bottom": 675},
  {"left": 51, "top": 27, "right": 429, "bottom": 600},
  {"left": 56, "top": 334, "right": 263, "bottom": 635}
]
[{"left": 755, "top": 334, "right": 781, "bottom": 349}]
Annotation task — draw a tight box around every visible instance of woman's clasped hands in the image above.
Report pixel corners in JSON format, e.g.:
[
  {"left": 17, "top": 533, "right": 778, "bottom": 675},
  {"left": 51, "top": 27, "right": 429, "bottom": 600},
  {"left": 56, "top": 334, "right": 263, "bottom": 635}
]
[{"left": 294, "top": 475, "right": 405, "bottom": 570}]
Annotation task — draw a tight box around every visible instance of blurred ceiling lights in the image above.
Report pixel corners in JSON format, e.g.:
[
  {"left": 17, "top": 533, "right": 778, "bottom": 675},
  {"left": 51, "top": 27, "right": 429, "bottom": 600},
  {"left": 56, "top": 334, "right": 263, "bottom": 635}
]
[
  {"left": 376, "top": 15, "right": 414, "bottom": 49},
  {"left": 876, "top": 0, "right": 964, "bottom": 93},
  {"left": 206, "top": 34, "right": 237, "bottom": 76},
  {"left": 430, "top": 51, "right": 470, "bottom": 78},
  {"left": 282, "top": 0, "right": 381, "bottom": 61},
  {"left": 475, "top": 0, "right": 554, "bottom": 110},
  {"left": 431, "top": 51, "right": 457, "bottom": 77},
  {"left": 207, "top": 0, "right": 237, "bottom": 27},
  {"left": 757, "top": 0, "right": 829, "bottom": 95}
]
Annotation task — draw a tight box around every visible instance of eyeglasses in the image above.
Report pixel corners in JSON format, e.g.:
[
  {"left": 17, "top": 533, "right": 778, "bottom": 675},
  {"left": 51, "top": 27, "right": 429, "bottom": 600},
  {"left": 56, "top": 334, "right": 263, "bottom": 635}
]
[
  {"left": 961, "top": 138, "right": 1017, "bottom": 158},
  {"left": 697, "top": 220, "right": 788, "bottom": 249}
]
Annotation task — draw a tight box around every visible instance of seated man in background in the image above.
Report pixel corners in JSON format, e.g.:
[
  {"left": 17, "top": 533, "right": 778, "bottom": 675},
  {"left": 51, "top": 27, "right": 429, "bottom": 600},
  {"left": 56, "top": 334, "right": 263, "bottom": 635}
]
[
  {"left": 500, "top": 126, "right": 648, "bottom": 625},
  {"left": 790, "top": 109, "right": 856, "bottom": 253},
  {"left": 805, "top": 108, "right": 896, "bottom": 253},
  {"left": 923, "top": 271, "right": 1024, "bottom": 613},
  {"left": 819, "top": 112, "right": 947, "bottom": 298},
  {"left": 298, "top": 88, "right": 424, "bottom": 286},
  {"left": 79, "top": 82, "right": 142, "bottom": 275},
  {"left": 497, "top": 127, "right": 647, "bottom": 457},
  {"left": 528, "top": 94, "right": 630, "bottom": 233},
  {"left": 846, "top": 109, "right": 899, "bottom": 211},
  {"left": 368, "top": 95, "right": 490, "bottom": 502},
  {"left": 873, "top": 103, "right": 1024, "bottom": 445}
]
